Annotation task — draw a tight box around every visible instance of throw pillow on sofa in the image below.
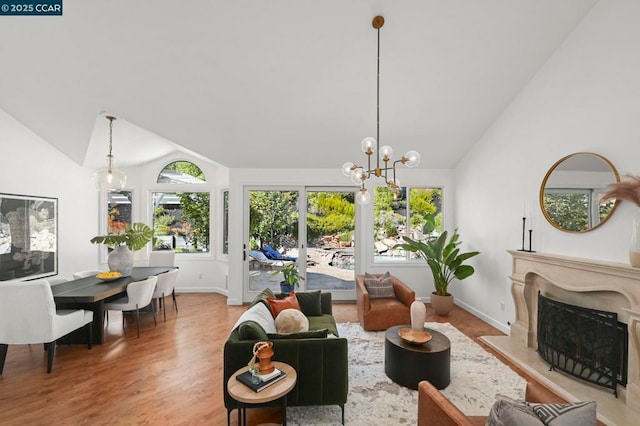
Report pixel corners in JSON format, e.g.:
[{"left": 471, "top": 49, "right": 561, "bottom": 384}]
[
  {"left": 231, "top": 302, "right": 277, "bottom": 335},
  {"left": 275, "top": 308, "right": 309, "bottom": 333},
  {"left": 364, "top": 271, "right": 395, "bottom": 298},
  {"left": 531, "top": 401, "right": 597, "bottom": 426},
  {"left": 487, "top": 397, "right": 543, "bottom": 426},
  {"left": 295, "top": 290, "right": 323, "bottom": 316},
  {"left": 267, "top": 292, "right": 301, "bottom": 317},
  {"left": 237, "top": 320, "right": 269, "bottom": 340}
]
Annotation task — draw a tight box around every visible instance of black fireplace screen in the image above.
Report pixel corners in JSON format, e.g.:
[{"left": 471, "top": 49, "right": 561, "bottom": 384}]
[{"left": 537, "top": 293, "right": 627, "bottom": 397}]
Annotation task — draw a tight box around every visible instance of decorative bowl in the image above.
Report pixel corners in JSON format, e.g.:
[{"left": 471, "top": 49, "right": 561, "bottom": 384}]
[
  {"left": 96, "top": 271, "right": 122, "bottom": 282},
  {"left": 398, "top": 328, "right": 432, "bottom": 345}
]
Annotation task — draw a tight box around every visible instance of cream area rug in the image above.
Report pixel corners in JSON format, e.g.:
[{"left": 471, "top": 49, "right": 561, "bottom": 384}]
[{"left": 287, "top": 322, "right": 526, "bottom": 425}]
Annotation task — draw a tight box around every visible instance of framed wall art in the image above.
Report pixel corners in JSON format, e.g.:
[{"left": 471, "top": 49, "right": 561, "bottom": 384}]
[{"left": 0, "top": 193, "right": 58, "bottom": 281}]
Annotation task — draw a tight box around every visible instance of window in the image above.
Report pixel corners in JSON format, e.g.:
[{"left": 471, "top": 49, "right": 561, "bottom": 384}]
[
  {"left": 107, "top": 190, "right": 132, "bottom": 235},
  {"left": 222, "top": 190, "right": 229, "bottom": 255},
  {"left": 374, "top": 186, "right": 442, "bottom": 262},
  {"left": 543, "top": 188, "right": 613, "bottom": 232},
  {"left": 153, "top": 161, "right": 210, "bottom": 253},
  {"left": 157, "top": 161, "right": 206, "bottom": 184}
]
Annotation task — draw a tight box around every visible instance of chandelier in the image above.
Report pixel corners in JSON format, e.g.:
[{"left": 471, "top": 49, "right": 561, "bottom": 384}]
[
  {"left": 94, "top": 115, "right": 127, "bottom": 191},
  {"left": 342, "top": 16, "right": 420, "bottom": 205}
]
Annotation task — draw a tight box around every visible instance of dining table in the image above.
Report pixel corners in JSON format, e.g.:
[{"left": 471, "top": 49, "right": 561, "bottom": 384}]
[{"left": 52, "top": 266, "right": 173, "bottom": 344}]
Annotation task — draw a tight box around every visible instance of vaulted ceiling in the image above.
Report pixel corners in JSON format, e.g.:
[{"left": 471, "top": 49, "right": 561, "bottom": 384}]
[{"left": 0, "top": 0, "right": 597, "bottom": 170}]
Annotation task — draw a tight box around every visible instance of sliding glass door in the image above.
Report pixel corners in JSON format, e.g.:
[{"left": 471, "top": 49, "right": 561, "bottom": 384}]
[
  {"left": 243, "top": 187, "right": 356, "bottom": 303},
  {"left": 305, "top": 189, "right": 356, "bottom": 296}
]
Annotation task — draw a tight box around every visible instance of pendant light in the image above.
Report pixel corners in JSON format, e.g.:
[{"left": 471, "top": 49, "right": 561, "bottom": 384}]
[
  {"left": 342, "top": 16, "right": 421, "bottom": 205},
  {"left": 94, "top": 115, "right": 127, "bottom": 191}
]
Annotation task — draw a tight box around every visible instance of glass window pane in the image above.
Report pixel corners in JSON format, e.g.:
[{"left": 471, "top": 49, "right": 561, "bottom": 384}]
[
  {"left": 374, "top": 186, "right": 443, "bottom": 262},
  {"left": 223, "top": 190, "right": 229, "bottom": 255},
  {"left": 374, "top": 186, "right": 407, "bottom": 262},
  {"left": 153, "top": 191, "right": 210, "bottom": 253},
  {"left": 107, "top": 190, "right": 132, "bottom": 235},
  {"left": 157, "top": 161, "right": 206, "bottom": 184}
]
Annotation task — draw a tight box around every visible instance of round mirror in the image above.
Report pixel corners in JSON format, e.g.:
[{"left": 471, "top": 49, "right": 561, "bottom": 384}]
[{"left": 539, "top": 152, "right": 620, "bottom": 233}]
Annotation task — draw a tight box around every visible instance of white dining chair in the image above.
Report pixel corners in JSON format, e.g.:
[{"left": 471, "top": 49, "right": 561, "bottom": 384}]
[
  {"left": 152, "top": 269, "right": 179, "bottom": 322},
  {"left": 47, "top": 277, "right": 69, "bottom": 286},
  {"left": 104, "top": 276, "right": 158, "bottom": 338},
  {"left": 148, "top": 251, "right": 175, "bottom": 267},
  {"left": 73, "top": 270, "right": 102, "bottom": 280},
  {"left": 0, "top": 280, "right": 93, "bottom": 374}
]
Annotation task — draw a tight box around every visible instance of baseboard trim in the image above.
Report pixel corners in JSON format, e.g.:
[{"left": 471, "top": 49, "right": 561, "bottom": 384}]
[
  {"left": 454, "top": 298, "right": 510, "bottom": 334},
  {"left": 176, "top": 287, "right": 228, "bottom": 296}
]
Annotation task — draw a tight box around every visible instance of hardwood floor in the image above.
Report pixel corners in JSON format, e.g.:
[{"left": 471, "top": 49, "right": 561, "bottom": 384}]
[{"left": 0, "top": 294, "right": 523, "bottom": 425}]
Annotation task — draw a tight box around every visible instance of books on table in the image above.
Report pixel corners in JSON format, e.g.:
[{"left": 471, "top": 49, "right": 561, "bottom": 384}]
[{"left": 236, "top": 368, "right": 287, "bottom": 392}]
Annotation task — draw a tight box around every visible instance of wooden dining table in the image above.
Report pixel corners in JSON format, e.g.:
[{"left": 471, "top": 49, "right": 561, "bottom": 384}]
[{"left": 52, "top": 266, "right": 173, "bottom": 344}]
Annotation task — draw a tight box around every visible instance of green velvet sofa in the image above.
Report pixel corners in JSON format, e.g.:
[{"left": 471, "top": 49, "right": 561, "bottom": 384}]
[{"left": 223, "top": 290, "right": 348, "bottom": 424}]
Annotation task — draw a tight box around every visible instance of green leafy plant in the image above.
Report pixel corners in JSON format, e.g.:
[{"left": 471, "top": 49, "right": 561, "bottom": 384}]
[
  {"left": 394, "top": 227, "right": 479, "bottom": 296},
  {"left": 90, "top": 222, "right": 153, "bottom": 251},
  {"left": 271, "top": 262, "right": 304, "bottom": 287}
]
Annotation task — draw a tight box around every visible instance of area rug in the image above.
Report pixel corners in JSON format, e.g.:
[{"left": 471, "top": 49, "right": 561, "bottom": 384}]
[{"left": 287, "top": 322, "right": 526, "bottom": 425}]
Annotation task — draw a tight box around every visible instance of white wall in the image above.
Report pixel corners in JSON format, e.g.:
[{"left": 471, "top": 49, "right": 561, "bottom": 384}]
[
  {"left": 455, "top": 0, "right": 640, "bottom": 332},
  {"left": 0, "top": 109, "right": 98, "bottom": 280}
]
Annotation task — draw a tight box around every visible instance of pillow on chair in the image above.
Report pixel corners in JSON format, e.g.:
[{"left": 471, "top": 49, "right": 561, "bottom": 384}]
[
  {"left": 364, "top": 271, "right": 395, "bottom": 299},
  {"left": 275, "top": 308, "right": 309, "bottom": 333}
]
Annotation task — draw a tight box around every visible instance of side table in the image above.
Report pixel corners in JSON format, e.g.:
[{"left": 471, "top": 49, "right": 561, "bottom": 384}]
[
  {"left": 385, "top": 325, "right": 451, "bottom": 390},
  {"left": 227, "top": 361, "right": 297, "bottom": 426}
]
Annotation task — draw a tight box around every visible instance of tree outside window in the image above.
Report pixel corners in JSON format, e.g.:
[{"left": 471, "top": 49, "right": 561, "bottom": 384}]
[{"left": 374, "top": 186, "right": 442, "bottom": 262}]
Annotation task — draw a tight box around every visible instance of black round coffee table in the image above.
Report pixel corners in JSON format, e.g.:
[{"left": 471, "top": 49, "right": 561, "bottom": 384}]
[{"left": 385, "top": 325, "right": 451, "bottom": 390}]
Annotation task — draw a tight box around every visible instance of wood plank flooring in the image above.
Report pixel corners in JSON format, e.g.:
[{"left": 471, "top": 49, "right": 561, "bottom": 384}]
[{"left": 0, "top": 294, "right": 526, "bottom": 425}]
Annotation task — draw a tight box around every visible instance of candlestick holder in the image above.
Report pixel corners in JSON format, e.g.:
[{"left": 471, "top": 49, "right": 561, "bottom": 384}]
[
  {"left": 527, "top": 229, "right": 536, "bottom": 253},
  {"left": 518, "top": 217, "right": 526, "bottom": 251}
]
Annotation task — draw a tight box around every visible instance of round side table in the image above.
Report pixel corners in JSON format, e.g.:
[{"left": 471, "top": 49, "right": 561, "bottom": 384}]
[
  {"left": 227, "top": 361, "right": 297, "bottom": 426},
  {"left": 385, "top": 325, "right": 451, "bottom": 390}
]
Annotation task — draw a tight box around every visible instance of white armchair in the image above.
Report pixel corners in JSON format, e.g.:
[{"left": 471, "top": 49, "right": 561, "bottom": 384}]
[
  {"left": 152, "top": 269, "right": 179, "bottom": 322},
  {"left": 0, "top": 280, "right": 93, "bottom": 374},
  {"left": 105, "top": 276, "right": 158, "bottom": 338}
]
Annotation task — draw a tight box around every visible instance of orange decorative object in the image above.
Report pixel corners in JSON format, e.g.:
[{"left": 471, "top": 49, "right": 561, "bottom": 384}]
[
  {"left": 398, "top": 328, "right": 432, "bottom": 345},
  {"left": 255, "top": 341, "right": 275, "bottom": 375}
]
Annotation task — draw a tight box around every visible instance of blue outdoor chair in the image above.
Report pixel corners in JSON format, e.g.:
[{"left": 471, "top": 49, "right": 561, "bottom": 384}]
[{"left": 261, "top": 245, "right": 297, "bottom": 261}]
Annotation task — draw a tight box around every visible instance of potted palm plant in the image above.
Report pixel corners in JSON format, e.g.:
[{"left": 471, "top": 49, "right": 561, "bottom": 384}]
[
  {"left": 394, "top": 225, "right": 479, "bottom": 316},
  {"left": 271, "top": 262, "right": 304, "bottom": 294},
  {"left": 90, "top": 222, "right": 153, "bottom": 276}
]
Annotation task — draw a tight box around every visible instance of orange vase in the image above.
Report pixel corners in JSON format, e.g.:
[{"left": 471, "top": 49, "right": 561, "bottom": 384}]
[{"left": 257, "top": 341, "right": 275, "bottom": 375}]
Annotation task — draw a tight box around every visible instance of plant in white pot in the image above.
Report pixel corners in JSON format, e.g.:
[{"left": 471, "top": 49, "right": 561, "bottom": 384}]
[
  {"left": 394, "top": 225, "right": 479, "bottom": 316},
  {"left": 271, "top": 262, "right": 304, "bottom": 294},
  {"left": 90, "top": 222, "right": 153, "bottom": 276}
]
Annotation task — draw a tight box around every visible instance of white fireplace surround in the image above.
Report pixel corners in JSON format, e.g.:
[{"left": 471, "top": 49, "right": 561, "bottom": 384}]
[{"left": 482, "top": 250, "right": 640, "bottom": 426}]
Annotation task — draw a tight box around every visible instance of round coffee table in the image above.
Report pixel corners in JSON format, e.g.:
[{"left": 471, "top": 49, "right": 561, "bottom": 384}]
[
  {"left": 385, "top": 325, "right": 451, "bottom": 390},
  {"left": 227, "top": 361, "right": 297, "bottom": 426}
]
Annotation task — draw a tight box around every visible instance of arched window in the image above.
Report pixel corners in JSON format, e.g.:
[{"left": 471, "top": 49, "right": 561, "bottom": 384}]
[
  {"left": 153, "top": 161, "right": 210, "bottom": 253},
  {"left": 157, "top": 161, "right": 206, "bottom": 184}
]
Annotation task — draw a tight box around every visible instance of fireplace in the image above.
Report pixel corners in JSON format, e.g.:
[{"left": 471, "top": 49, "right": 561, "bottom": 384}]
[
  {"left": 481, "top": 251, "right": 640, "bottom": 425},
  {"left": 537, "top": 293, "right": 627, "bottom": 396}
]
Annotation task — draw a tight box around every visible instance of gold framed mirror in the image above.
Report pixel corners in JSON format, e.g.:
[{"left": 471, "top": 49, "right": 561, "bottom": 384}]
[{"left": 539, "top": 152, "right": 620, "bottom": 233}]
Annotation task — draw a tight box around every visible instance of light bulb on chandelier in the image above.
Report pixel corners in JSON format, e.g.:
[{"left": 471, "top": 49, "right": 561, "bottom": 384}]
[{"left": 341, "top": 16, "right": 420, "bottom": 205}]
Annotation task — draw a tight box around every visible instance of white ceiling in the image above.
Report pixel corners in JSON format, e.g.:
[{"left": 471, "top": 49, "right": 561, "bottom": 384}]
[{"left": 0, "top": 0, "right": 597, "bottom": 170}]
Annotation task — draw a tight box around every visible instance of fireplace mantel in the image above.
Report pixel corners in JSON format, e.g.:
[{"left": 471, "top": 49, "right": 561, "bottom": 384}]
[{"left": 482, "top": 251, "right": 640, "bottom": 425}]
